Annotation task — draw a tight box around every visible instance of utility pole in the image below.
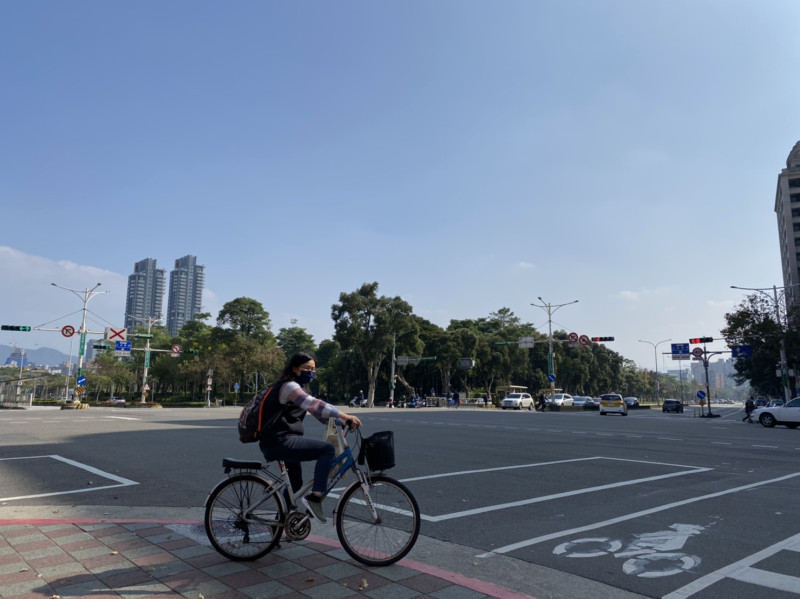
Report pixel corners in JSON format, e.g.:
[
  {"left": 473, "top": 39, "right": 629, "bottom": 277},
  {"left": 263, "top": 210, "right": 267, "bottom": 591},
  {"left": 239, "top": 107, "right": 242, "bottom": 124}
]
[
  {"left": 531, "top": 297, "right": 578, "bottom": 398},
  {"left": 127, "top": 315, "right": 161, "bottom": 404}
]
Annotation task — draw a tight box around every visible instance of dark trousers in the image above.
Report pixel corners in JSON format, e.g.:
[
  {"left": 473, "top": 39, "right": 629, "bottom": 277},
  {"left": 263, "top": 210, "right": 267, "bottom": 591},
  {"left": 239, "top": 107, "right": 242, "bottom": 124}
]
[{"left": 260, "top": 434, "right": 335, "bottom": 496}]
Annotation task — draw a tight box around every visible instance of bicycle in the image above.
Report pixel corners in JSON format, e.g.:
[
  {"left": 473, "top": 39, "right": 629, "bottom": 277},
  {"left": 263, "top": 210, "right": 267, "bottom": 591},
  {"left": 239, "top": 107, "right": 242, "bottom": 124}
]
[{"left": 204, "top": 423, "right": 421, "bottom": 567}]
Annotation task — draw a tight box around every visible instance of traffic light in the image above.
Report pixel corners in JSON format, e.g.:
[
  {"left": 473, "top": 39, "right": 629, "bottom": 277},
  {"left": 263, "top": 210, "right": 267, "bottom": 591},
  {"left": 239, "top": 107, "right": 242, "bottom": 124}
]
[
  {"left": 689, "top": 337, "right": 714, "bottom": 344},
  {"left": 591, "top": 337, "right": 614, "bottom": 342},
  {"left": 1, "top": 325, "right": 31, "bottom": 331}
]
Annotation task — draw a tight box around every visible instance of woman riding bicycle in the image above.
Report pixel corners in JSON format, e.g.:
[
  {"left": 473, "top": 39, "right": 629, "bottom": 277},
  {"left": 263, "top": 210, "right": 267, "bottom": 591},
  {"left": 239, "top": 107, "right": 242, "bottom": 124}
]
[{"left": 258, "top": 352, "right": 362, "bottom": 523}]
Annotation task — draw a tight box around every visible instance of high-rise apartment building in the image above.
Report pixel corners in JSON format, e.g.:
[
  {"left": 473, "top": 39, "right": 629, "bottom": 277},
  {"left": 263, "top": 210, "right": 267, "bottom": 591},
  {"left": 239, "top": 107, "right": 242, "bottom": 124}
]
[
  {"left": 166, "top": 255, "right": 205, "bottom": 336},
  {"left": 124, "top": 258, "right": 165, "bottom": 333},
  {"left": 775, "top": 140, "right": 800, "bottom": 310}
]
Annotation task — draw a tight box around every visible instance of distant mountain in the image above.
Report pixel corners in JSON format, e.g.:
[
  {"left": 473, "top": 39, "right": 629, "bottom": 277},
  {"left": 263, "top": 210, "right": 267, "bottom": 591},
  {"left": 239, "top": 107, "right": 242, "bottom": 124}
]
[{"left": 0, "top": 345, "right": 72, "bottom": 368}]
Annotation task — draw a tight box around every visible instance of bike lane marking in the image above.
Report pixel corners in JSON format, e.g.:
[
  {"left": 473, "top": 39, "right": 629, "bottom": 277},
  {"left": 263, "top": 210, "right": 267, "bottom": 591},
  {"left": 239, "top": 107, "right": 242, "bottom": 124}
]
[
  {"left": 663, "top": 531, "right": 800, "bottom": 598},
  {"left": 477, "top": 471, "right": 800, "bottom": 557},
  {"left": 405, "top": 458, "right": 710, "bottom": 523}
]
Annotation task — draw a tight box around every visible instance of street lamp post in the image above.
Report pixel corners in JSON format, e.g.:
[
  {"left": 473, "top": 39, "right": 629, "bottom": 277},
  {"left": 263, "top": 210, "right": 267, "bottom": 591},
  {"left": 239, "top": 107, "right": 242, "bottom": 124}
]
[
  {"left": 638, "top": 338, "right": 671, "bottom": 405},
  {"left": 731, "top": 284, "right": 799, "bottom": 403},
  {"left": 531, "top": 297, "right": 578, "bottom": 399},
  {"left": 51, "top": 282, "right": 109, "bottom": 381}
]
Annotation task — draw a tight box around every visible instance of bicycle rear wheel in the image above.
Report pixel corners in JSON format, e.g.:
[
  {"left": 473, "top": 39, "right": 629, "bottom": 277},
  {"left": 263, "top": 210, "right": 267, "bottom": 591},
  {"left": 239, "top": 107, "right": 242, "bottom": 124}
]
[
  {"left": 204, "top": 474, "right": 284, "bottom": 561},
  {"left": 335, "top": 474, "right": 420, "bottom": 566}
]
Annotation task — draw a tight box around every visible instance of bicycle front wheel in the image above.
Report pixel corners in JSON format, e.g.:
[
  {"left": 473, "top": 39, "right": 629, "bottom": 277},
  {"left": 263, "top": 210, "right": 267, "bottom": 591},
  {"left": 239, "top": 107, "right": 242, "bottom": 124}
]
[
  {"left": 204, "top": 474, "right": 285, "bottom": 561},
  {"left": 335, "top": 474, "right": 420, "bottom": 566}
]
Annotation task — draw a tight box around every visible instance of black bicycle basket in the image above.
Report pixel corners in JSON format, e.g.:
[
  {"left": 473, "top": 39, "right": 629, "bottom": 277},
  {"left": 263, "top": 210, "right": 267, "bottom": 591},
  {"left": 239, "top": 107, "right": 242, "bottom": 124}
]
[{"left": 359, "top": 431, "right": 395, "bottom": 471}]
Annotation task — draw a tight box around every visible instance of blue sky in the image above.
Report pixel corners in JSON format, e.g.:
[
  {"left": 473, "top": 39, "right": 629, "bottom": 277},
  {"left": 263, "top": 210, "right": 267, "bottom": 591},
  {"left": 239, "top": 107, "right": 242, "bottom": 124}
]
[{"left": 2, "top": 1, "right": 799, "bottom": 372}]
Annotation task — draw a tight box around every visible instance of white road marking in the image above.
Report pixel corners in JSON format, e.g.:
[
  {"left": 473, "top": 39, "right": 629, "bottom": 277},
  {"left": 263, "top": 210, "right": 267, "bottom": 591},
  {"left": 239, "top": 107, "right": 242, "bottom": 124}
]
[
  {"left": 0, "top": 455, "right": 138, "bottom": 502},
  {"left": 105, "top": 416, "right": 141, "bottom": 420},
  {"left": 477, "top": 472, "right": 800, "bottom": 557},
  {"left": 711, "top": 442, "right": 732, "bottom": 445},
  {"left": 752, "top": 445, "right": 779, "bottom": 449},
  {"left": 663, "top": 531, "right": 800, "bottom": 598}
]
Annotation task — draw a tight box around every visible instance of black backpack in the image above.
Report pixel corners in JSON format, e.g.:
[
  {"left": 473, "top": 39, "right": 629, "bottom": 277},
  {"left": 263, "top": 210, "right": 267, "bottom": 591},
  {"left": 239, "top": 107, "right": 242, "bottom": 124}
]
[{"left": 238, "top": 383, "right": 283, "bottom": 443}]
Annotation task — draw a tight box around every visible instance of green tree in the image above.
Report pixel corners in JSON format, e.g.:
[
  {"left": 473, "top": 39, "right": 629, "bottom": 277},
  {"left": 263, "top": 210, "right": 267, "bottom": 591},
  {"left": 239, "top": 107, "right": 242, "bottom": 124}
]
[
  {"left": 217, "top": 297, "right": 274, "bottom": 344},
  {"left": 277, "top": 324, "right": 316, "bottom": 358},
  {"left": 331, "top": 282, "right": 415, "bottom": 406},
  {"left": 721, "top": 294, "right": 785, "bottom": 396}
]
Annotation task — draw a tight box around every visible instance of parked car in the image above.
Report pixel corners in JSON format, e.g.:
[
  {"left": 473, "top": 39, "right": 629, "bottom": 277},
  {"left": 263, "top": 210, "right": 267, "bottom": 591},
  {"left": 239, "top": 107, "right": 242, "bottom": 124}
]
[
  {"left": 752, "top": 396, "right": 800, "bottom": 428},
  {"left": 501, "top": 393, "right": 534, "bottom": 410},
  {"left": 755, "top": 398, "right": 769, "bottom": 408},
  {"left": 623, "top": 396, "right": 640, "bottom": 407},
  {"left": 662, "top": 399, "right": 684, "bottom": 413},
  {"left": 572, "top": 396, "right": 591, "bottom": 407},
  {"left": 767, "top": 399, "right": 785, "bottom": 407},
  {"left": 547, "top": 393, "right": 574, "bottom": 407},
  {"left": 599, "top": 393, "right": 628, "bottom": 416}
]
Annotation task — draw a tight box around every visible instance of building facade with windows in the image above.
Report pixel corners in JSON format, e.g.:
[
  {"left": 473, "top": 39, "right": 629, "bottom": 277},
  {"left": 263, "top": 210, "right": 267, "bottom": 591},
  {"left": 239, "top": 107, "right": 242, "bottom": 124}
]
[
  {"left": 775, "top": 140, "right": 800, "bottom": 309},
  {"left": 166, "top": 255, "right": 205, "bottom": 336},
  {"left": 124, "top": 258, "right": 165, "bottom": 334}
]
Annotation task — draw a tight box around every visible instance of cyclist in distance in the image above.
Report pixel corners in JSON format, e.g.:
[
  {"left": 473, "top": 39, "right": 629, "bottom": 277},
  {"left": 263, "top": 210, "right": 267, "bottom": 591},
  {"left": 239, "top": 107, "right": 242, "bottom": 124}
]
[{"left": 258, "top": 352, "right": 362, "bottom": 523}]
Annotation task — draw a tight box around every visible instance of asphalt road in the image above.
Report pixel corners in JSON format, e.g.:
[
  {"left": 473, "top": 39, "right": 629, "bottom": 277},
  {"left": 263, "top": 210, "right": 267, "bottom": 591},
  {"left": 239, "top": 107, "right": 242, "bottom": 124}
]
[{"left": 2, "top": 404, "right": 800, "bottom": 599}]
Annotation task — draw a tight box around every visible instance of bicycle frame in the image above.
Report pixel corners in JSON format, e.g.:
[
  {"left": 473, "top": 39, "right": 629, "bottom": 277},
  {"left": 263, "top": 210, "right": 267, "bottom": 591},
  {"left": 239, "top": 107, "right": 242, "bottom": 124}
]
[{"left": 237, "top": 424, "right": 379, "bottom": 527}]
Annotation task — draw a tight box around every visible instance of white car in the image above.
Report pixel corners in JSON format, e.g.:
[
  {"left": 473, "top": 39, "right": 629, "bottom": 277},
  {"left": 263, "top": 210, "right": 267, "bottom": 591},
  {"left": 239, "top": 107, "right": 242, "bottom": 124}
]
[
  {"left": 752, "top": 396, "right": 800, "bottom": 428},
  {"left": 547, "top": 393, "right": 574, "bottom": 407},
  {"left": 501, "top": 393, "right": 534, "bottom": 410}
]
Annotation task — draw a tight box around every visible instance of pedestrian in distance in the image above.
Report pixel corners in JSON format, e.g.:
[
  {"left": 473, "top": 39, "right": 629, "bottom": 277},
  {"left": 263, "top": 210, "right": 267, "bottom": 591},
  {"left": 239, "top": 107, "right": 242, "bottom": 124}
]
[
  {"left": 743, "top": 396, "right": 755, "bottom": 423},
  {"left": 483, "top": 393, "right": 489, "bottom": 407},
  {"left": 538, "top": 393, "right": 547, "bottom": 412},
  {"left": 257, "top": 352, "right": 362, "bottom": 523},
  {"left": 453, "top": 390, "right": 460, "bottom": 408}
]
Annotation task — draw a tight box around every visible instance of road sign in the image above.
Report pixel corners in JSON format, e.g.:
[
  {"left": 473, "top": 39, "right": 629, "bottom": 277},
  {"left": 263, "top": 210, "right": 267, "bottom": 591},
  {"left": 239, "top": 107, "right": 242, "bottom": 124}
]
[
  {"left": 518, "top": 336, "right": 535, "bottom": 348},
  {"left": 671, "top": 343, "right": 690, "bottom": 356},
  {"left": 697, "top": 390, "right": 706, "bottom": 400},
  {"left": 671, "top": 354, "right": 688, "bottom": 360},
  {"left": 732, "top": 345, "right": 752, "bottom": 358},
  {"left": 115, "top": 340, "right": 132, "bottom": 356},
  {"left": 172, "top": 344, "right": 181, "bottom": 354},
  {"left": 578, "top": 335, "right": 590, "bottom": 346},
  {"left": 548, "top": 374, "right": 556, "bottom": 383},
  {"left": 568, "top": 332, "right": 579, "bottom": 343},
  {"left": 691, "top": 347, "right": 704, "bottom": 358},
  {"left": 61, "top": 325, "right": 75, "bottom": 338},
  {"left": 76, "top": 376, "right": 86, "bottom": 386},
  {"left": 143, "top": 383, "right": 151, "bottom": 391},
  {"left": 234, "top": 383, "right": 240, "bottom": 391},
  {"left": 106, "top": 327, "right": 127, "bottom": 341}
]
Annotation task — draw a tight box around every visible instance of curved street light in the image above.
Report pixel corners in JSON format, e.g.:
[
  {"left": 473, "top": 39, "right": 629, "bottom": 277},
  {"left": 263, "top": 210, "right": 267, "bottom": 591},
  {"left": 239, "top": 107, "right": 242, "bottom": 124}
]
[
  {"left": 638, "top": 338, "right": 671, "bottom": 405},
  {"left": 532, "top": 297, "right": 579, "bottom": 398}
]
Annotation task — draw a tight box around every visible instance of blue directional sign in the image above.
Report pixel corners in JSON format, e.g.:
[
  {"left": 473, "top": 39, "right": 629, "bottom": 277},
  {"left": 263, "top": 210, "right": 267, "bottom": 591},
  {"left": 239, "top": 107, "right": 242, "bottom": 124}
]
[
  {"left": 76, "top": 376, "right": 86, "bottom": 386},
  {"left": 115, "top": 341, "right": 132, "bottom": 351},
  {"left": 548, "top": 374, "right": 556, "bottom": 383},
  {"left": 732, "top": 345, "right": 752, "bottom": 358},
  {"left": 671, "top": 343, "right": 690, "bottom": 356},
  {"left": 697, "top": 390, "right": 707, "bottom": 400}
]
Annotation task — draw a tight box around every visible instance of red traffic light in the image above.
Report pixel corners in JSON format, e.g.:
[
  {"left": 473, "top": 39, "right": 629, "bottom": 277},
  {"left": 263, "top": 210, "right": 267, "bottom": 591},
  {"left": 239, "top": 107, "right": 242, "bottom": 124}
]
[
  {"left": 689, "top": 337, "right": 713, "bottom": 344},
  {"left": 591, "top": 336, "right": 614, "bottom": 342}
]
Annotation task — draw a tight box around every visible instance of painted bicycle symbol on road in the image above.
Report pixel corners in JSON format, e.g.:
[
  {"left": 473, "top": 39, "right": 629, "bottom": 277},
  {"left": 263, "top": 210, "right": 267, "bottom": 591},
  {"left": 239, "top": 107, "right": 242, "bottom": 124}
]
[{"left": 553, "top": 523, "right": 706, "bottom": 578}]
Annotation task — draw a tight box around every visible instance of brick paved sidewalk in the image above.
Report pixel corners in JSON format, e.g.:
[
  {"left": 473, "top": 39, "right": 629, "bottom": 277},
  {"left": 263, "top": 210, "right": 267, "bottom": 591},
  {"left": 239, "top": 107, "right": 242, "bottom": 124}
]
[{"left": 0, "top": 521, "right": 533, "bottom": 599}]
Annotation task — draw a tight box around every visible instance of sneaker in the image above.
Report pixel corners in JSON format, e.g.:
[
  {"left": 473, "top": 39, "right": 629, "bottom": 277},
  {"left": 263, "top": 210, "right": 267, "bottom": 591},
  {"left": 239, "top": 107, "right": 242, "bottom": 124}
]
[{"left": 301, "top": 494, "right": 327, "bottom": 523}]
